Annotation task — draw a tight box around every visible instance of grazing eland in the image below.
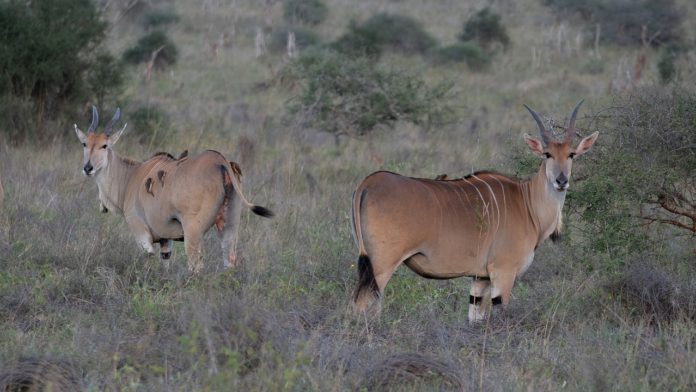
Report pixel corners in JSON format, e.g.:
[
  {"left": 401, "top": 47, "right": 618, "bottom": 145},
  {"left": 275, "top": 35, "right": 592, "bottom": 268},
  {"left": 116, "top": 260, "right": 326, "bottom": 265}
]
[
  {"left": 74, "top": 106, "right": 273, "bottom": 272},
  {"left": 351, "top": 101, "right": 599, "bottom": 322}
]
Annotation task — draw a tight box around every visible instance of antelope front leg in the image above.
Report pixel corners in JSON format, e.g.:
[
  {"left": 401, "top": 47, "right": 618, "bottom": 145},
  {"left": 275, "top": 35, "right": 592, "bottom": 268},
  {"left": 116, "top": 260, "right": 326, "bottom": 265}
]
[
  {"left": 159, "top": 239, "right": 173, "bottom": 269},
  {"left": 126, "top": 217, "right": 156, "bottom": 255},
  {"left": 468, "top": 277, "right": 491, "bottom": 323}
]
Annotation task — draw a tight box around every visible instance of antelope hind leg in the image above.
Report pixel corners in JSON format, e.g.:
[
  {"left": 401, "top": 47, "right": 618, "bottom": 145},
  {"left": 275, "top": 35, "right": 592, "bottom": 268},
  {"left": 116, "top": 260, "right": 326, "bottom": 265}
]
[{"left": 182, "top": 221, "right": 205, "bottom": 273}]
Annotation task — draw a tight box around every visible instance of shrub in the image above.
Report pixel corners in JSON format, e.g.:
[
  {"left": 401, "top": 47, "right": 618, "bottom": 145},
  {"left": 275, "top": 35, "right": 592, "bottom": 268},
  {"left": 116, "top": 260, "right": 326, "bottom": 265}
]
[
  {"left": 565, "top": 88, "right": 696, "bottom": 262},
  {"left": 429, "top": 43, "right": 491, "bottom": 71},
  {"left": 658, "top": 52, "right": 677, "bottom": 84},
  {"left": 123, "top": 30, "right": 178, "bottom": 69},
  {"left": 333, "top": 13, "right": 437, "bottom": 58},
  {"left": 143, "top": 9, "right": 180, "bottom": 29},
  {"left": 284, "top": 48, "right": 452, "bottom": 138},
  {"left": 543, "top": 0, "right": 684, "bottom": 46},
  {"left": 86, "top": 53, "right": 124, "bottom": 106},
  {"left": 0, "top": 0, "right": 122, "bottom": 140},
  {"left": 282, "top": 0, "right": 328, "bottom": 26},
  {"left": 129, "top": 105, "right": 171, "bottom": 144},
  {"left": 268, "top": 27, "right": 321, "bottom": 54},
  {"left": 331, "top": 20, "right": 383, "bottom": 58},
  {"left": 606, "top": 259, "right": 696, "bottom": 322},
  {"left": 458, "top": 7, "right": 510, "bottom": 50},
  {"left": 657, "top": 44, "right": 689, "bottom": 84}
]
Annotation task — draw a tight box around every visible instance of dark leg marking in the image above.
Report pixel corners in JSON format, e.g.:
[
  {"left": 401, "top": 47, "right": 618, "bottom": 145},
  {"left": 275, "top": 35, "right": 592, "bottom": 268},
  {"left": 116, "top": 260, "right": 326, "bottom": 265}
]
[
  {"left": 550, "top": 230, "right": 561, "bottom": 242},
  {"left": 492, "top": 297, "right": 503, "bottom": 306},
  {"left": 469, "top": 295, "right": 484, "bottom": 305}
]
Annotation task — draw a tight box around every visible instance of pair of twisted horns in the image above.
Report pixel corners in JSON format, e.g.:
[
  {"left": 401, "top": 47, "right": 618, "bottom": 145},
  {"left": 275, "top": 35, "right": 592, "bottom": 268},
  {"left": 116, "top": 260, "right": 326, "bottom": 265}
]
[
  {"left": 86, "top": 106, "right": 121, "bottom": 136},
  {"left": 524, "top": 100, "right": 583, "bottom": 145}
]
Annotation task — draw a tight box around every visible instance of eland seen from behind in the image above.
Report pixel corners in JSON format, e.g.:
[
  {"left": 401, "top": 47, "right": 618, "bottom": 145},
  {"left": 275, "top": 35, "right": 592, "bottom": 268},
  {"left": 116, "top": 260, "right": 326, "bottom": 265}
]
[
  {"left": 351, "top": 101, "right": 599, "bottom": 322},
  {"left": 74, "top": 106, "right": 273, "bottom": 272}
]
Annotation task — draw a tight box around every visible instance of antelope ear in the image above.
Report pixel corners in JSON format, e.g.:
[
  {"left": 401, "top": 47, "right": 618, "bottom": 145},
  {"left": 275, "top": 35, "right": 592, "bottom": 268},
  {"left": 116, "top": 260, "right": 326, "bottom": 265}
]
[
  {"left": 524, "top": 134, "right": 545, "bottom": 157},
  {"left": 74, "top": 124, "right": 87, "bottom": 144},
  {"left": 574, "top": 131, "right": 599, "bottom": 156},
  {"left": 108, "top": 123, "right": 127, "bottom": 145}
]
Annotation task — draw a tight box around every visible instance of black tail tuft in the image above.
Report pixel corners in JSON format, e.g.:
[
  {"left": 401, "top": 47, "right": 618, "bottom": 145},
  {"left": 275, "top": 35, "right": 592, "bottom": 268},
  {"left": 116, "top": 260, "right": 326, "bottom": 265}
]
[
  {"left": 353, "top": 254, "right": 379, "bottom": 303},
  {"left": 251, "top": 205, "right": 274, "bottom": 218},
  {"left": 550, "top": 230, "right": 561, "bottom": 243}
]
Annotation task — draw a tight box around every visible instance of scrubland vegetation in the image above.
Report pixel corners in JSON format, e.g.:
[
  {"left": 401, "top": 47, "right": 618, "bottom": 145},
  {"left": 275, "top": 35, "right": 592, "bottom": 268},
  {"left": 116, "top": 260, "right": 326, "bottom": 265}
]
[{"left": 1, "top": 0, "right": 696, "bottom": 390}]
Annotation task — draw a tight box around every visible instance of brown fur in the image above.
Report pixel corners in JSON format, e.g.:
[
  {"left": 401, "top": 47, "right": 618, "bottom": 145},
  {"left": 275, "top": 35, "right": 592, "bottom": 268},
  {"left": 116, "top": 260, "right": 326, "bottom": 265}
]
[
  {"left": 76, "top": 123, "right": 273, "bottom": 271},
  {"left": 351, "top": 105, "right": 599, "bottom": 322}
]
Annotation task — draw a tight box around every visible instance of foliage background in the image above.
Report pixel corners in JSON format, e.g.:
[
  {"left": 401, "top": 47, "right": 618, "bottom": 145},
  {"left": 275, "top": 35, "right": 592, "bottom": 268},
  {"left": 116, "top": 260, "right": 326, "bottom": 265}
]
[{"left": 1, "top": 0, "right": 696, "bottom": 390}]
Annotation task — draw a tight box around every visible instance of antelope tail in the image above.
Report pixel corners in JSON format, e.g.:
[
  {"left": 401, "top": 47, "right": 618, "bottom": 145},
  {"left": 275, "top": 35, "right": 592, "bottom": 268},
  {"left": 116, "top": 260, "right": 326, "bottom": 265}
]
[
  {"left": 220, "top": 164, "right": 274, "bottom": 218},
  {"left": 352, "top": 188, "right": 379, "bottom": 312}
]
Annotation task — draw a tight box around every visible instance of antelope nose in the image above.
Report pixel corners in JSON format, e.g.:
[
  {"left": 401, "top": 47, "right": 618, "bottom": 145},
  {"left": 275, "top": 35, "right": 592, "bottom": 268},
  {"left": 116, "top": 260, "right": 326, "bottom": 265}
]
[
  {"left": 556, "top": 173, "right": 568, "bottom": 189},
  {"left": 83, "top": 162, "right": 94, "bottom": 175}
]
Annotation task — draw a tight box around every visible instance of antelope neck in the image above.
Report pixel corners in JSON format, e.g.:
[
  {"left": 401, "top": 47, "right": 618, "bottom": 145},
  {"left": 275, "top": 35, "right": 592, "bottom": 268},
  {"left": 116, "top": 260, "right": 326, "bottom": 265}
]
[
  {"left": 524, "top": 160, "right": 566, "bottom": 243},
  {"left": 95, "top": 149, "right": 139, "bottom": 214}
]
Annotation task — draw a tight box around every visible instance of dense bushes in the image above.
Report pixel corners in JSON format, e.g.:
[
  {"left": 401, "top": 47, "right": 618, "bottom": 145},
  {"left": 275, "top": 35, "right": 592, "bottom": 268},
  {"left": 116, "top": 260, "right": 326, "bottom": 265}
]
[
  {"left": 543, "top": 0, "right": 684, "bottom": 46},
  {"left": 565, "top": 89, "right": 696, "bottom": 263},
  {"left": 0, "top": 0, "right": 122, "bottom": 140},
  {"left": 333, "top": 13, "right": 437, "bottom": 58},
  {"left": 129, "top": 105, "right": 171, "bottom": 143},
  {"left": 283, "top": 0, "right": 328, "bottom": 26},
  {"left": 428, "top": 8, "right": 508, "bottom": 71},
  {"left": 123, "top": 31, "right": 178, "bottom": 69},
  {"left": 458, "top": 7, "right": 509, "bottom": 50},
  {"left": 284, "top": 49, "right": 452, "bottom": 137}
]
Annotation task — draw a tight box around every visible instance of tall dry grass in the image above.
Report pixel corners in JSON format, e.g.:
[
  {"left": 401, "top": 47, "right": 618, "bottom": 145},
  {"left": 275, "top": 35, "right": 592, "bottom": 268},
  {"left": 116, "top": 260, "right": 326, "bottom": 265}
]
[{"left": 2, "top": 0, "right": 696, "bottom": 390}]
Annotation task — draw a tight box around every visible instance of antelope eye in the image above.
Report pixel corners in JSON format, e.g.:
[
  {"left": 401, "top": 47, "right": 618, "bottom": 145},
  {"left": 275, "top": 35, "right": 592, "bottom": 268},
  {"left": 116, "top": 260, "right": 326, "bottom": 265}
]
[
  {"left": 543, "top": 152, "right": 552, "bottom": 159},
  {"left": 101, "top": 144, "right": 108, "bottom": 149}
]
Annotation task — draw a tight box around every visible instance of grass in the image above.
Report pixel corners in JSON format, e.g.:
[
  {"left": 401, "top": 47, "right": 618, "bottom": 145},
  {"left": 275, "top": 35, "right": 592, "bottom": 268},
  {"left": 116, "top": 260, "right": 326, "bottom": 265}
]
[{"left": 2, "top": 0, "right": 696, "bottom": 390}]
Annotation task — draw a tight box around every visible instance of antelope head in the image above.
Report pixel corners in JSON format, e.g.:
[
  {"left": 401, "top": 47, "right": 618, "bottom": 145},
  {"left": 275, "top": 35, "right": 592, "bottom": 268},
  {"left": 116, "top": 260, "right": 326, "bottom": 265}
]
[
  {"left": 74, "top": 106, "right": 127, "bottom": 176},
  {"left": 523, "top": 100, "right": 599, "bottom": 192}
]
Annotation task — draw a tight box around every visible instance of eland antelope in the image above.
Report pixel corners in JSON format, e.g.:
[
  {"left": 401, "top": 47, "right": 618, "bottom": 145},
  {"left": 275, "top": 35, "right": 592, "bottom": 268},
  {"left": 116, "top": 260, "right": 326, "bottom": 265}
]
[
  {"left": 351, "top": 101, "right": 599, "bottom": 322},
  {"left": 74, "top": 107, "right": 273, "bottom": 272}
]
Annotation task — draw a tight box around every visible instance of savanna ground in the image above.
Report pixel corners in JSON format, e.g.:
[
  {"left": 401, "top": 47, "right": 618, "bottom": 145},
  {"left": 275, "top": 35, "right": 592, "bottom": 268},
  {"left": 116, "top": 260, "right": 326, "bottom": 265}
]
[{"left": 2, "top": 0, "right": 696, "bottom": 390}]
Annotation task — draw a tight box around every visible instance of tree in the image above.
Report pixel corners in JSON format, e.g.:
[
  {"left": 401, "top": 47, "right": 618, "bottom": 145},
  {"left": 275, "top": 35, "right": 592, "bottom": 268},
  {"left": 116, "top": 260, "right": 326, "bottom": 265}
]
[
  {"left": 0, "top": 0, "right": 122, "bottom": 141},
  {"left": 284, "top": 48, "right": 452, "bottom": 138}
]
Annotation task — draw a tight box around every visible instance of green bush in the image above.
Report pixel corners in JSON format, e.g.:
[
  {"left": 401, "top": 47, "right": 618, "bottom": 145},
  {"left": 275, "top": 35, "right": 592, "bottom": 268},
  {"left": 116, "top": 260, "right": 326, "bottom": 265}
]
[
  {"left": 543, "top": 0, "right": 684, "bottom": 46},
  {"left": 332, "top": 20, "right": 383, "bottom": 58},
  {"left": 283, "top": 0, "right": 328, "bottom": 26},
  {"left": 458, "top": 7, "right": 510, "bottom": 50},
  {"left": 268, "top": 27, "right": 321, "bottom": 54},
  {"left": 657, "top": 44, "right": 689, "bottom": 84},
  {"left": 284, "top": 48, "right": 452, "bottom": 137},
  {"left": 0, "top": 0, "right": 122, "bottom": 140},
  {"left": 123, "top": 31, "right": 178, "bottom": 69},
  {"left": 658, "top": 53, "right": 677, "bottom": 84},
  {"left": 86, "top": 53, "right": 124, "bottom": 106},
  {"left": 143, "top": 9, "right": 180, "bottom": 29},
  {"left": 429, "top": 43, "right": 491, "bottom": 71},
  {"left": 129, "top": 105, "right": 171, "bottom": 144},
  {"left": 565, "top": 89, "right": 696, "bottom": 264},
  {"left": 333, "top": 13, "right": 437, "bottom": 58}
]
